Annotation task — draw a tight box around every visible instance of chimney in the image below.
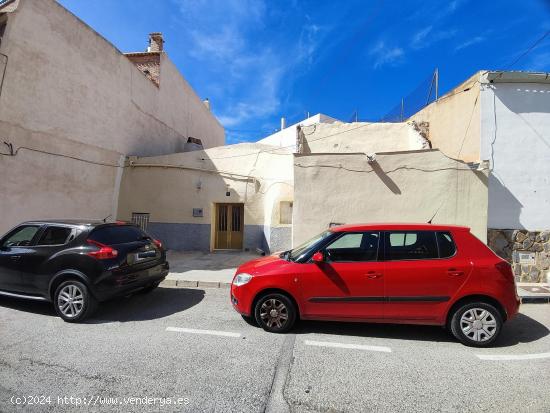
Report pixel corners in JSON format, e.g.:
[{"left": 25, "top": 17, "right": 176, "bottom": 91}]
[
  {"left": 280, "top": 117, "right": 286, "bottom": 130},
  {"left": 203, "top": 98, "right": 210, "bottom": 111},
  {"left": 148, "top": 32, "right": 164, "bottom": 52}
]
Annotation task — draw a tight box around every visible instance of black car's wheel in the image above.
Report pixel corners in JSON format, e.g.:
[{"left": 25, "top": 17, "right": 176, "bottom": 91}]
[
  {"left": 254, "top": 293, "right": 296, "bottom": 333},
  {"left": 450, "top": 302, "right": 502, "bottom": 347},
  {"left": 54, "top": 280, "right": 97, "bottom": 322}
]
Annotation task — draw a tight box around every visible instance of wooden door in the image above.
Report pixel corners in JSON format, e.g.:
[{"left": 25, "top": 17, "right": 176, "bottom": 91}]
[{"left": 214, "top": 204, "right": 244, "bottom": 250}]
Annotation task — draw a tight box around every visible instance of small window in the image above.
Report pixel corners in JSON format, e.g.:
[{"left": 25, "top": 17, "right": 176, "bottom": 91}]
[
  {"left": 131, "top": 213, "right": 150, "bottom": 231},
  {"left": 280, "top": 201, "right": 293, "bottom": 225},
  {"left": 37, "top": 226, "right": 72, "bottom": 246},
  {"left": 1, "top": 225, "right": 40, "bottom": 247},
  {"left": 89, "top": 225, "right": 147, "bottom": 245},
  {"left": 325, "top": 232, "right": 379, "bottom": 262},
  {"left": 437, "top": 232, "right": 456, "bottom": 258},
  {"left": 385, "top": 231, "right": 438, "bottom": 261}
]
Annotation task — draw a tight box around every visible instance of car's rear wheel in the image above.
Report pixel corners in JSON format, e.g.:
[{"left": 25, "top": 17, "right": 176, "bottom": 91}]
[
  {"left": 54, "top": 280, "right": 97, "bottom": 322},
  {"left": 450, "top": 302, "right": 502, "bottom": 347},
  {"left": 254, "top": 293, "right": 296, "bottom": 333}
]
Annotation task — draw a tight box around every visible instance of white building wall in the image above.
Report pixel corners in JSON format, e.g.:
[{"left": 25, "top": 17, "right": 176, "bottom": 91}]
[
  {"left": 480, "top": 81, "right": 550, "bottom": 230},
  {"left": 258, "top": 113, "right": 338, "bottom": 151},
  {"left": 0, "top": 0, "right": 224, "bottom": 233}
]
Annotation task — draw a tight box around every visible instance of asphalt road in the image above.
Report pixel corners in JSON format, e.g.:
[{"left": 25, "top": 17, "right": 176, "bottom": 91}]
[{"left": 0, "top": 287, "right": 549, "bottom": 413}]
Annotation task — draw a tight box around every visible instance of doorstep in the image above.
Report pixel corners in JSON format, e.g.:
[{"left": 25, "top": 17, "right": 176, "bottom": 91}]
[{"left": 517, "top": 282, "right": 550, "bottom": 304}]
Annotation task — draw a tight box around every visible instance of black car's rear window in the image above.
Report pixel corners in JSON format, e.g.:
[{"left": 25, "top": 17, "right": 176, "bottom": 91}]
[{"left": 88, "top": 225, "right": 148, "bottom": 245}]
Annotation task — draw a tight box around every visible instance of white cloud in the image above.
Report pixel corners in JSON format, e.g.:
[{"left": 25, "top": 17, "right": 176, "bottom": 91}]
[
  {"left": 411, "top": 26, "right": 456, "bottom": 50},
  {"left": 455, "top": 35, "right": 486, "bottom": 51},
  {"left": 172, "top": 0, "right": 328, "bottom": 133},
  {"left": 369, "top": 41, "right": 404, "bottom": 69}
]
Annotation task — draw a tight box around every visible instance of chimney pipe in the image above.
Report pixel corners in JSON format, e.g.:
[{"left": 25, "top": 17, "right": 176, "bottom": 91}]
[
  {"left": 203, "top": 98, "right": 210, "bottom": 111},
  {"left": 281, "top": 117, "right": 286, "bottom": 130},
  {"left": 148, "top": 32, "right": 164, "bottom": 52}
]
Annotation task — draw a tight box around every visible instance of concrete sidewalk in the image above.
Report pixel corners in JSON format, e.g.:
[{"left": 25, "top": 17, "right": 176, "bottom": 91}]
[
  {"left": 160, "top": 251, "right": 550, "bottom": 303},
  {"left": 163, "top": 250, "right": 259, "bottom": 288}
]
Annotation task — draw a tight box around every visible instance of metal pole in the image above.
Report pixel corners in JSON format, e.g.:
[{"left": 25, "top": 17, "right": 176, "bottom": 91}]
[
  {"left": 435, "top": 68, "right": 439, "bottom": 101},
  {"left": 400, "top": 98, "right": 404, "bottom": 121}
]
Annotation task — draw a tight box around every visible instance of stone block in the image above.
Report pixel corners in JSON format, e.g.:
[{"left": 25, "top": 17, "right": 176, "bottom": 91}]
[
  {"left": 514, "top": 231, "right": 527, "bottom": 243},
  {"left": 540, "top": 231, "right": 550, "bottom": 242},
  {"left": 177, "top": 280, "right": 198, "bottom": 287}
]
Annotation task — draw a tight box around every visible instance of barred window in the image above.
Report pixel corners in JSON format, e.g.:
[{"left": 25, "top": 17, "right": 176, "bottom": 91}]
[{"left": 131, "top": 212, "right": 150, "bottom": 231}]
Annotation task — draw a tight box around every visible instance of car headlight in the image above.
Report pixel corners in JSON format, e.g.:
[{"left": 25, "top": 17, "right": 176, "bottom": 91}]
[{"left": 233, "top": 273, "right": 252, "bottom": 286}]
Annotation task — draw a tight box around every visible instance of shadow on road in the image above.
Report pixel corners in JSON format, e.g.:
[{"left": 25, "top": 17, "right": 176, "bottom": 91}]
[
  {"left": 90, "top": 287, "right": 205, "bottom": 323},
  {"left": 493, "top": 313, "right": 550, "bottom": 347},
  {"left": 0, "top": 287, "right": 205, "bottom": 323},
  {"left": 292, "top": 312, "right": 549, "bottom": 347}
]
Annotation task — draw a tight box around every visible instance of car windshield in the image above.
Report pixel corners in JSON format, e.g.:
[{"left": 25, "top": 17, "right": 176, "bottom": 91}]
[{"left": 288, "top": 230, "right": 333, "bottom": 261}]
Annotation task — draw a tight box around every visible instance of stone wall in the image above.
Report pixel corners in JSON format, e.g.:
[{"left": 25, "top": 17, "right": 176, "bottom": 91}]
[{"left": 487, "top": 229, "right": 550, "bottom": 283}]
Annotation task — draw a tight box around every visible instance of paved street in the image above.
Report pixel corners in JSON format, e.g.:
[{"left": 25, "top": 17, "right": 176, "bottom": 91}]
[{"left": 1, "top": 287, "right": 549, "bottom": 413}]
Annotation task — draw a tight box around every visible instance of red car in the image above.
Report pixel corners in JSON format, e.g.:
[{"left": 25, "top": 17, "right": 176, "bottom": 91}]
[{"left": 231, "top": 223, "right": 520, "bottom": 347}]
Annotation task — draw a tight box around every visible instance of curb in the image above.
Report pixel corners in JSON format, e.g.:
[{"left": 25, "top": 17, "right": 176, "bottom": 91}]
[
  {"left": 161, "top": 279, "right": 231, "bottom": 289},
  {"left": 161, "top": 280, "right": 550, "bottom": 302},
  {"left": 521, "top": 296, "right": 550, "bottom": 304}
]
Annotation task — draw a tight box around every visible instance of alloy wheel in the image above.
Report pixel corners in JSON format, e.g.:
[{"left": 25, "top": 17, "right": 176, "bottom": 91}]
[
  {"left": 57, "top": 284, "right": 85, "bottom": 318},
  {"left": 460, "top": 308, "right": 497, "bottom": 342},
  {"left": 259, "top": 298, "right": 289, "bottom": 329}
]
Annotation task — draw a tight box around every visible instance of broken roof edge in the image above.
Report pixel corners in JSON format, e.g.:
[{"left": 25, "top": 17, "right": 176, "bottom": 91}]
[
  {"left": 482, "top": 70, "right": 550, "bottom": 84},
  {"left": 438, "top": 69, "right": 550, "bottom": 101},
  {"left": 0, "top": 0, "right": 19, "bottom": 13}
]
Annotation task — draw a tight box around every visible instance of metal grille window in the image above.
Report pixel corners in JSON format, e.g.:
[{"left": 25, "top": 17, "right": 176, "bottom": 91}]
[{"left": 131, "top": 213, "right": 150, "bottom": 231}]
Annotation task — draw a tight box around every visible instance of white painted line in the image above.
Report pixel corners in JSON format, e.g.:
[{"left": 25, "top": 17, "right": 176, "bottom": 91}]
[
  {"left": 304, "top": 339, "right": 391, "bottom": 353},
  {"left": 166, "top": 327, "right": 241, "bottom": 338},
  {"left": 476, "top": 352, "right": 550, "bottom": 361}
]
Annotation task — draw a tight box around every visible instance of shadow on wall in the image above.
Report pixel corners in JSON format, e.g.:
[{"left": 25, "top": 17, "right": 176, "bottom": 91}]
[
  {"left": 493, "top": 84, "right": 550, "bottom": 151},
  {"left": 488, "top": 174, "right": 524, "bottom": 229},
  {"left": 371, "top": 161, "right": 401, "bottom": 194}
]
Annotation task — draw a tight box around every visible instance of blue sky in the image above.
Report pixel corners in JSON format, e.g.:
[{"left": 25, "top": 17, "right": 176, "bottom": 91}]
[{"left": 59, "top": 0, "right": 550, "bottom": 144}]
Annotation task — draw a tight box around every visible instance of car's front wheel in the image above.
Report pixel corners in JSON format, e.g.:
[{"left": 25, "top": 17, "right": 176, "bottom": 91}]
[
  {"left": 254, "top": 293, "right": 296, "bottom": 333},
  {"left": 54, "top": 280, "right": 97, "bottom": 322},
  {"left": 450, "top": 302, "right": 502, "bottom": 347}
]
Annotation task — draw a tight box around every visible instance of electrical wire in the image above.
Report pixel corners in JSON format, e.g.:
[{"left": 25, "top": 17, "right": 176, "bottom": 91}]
[
  {"left": 503, "top": 30, "right": 550, "bottom": 70},
  {"left": 0, "top": 144, "right": 123, "bottom": 167}
]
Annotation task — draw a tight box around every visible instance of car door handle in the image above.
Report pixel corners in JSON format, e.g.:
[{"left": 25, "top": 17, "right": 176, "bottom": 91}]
[
  {"left": 10, "top": 255, "right": 21, "bottom": 261},
  {"left": 366, "top": 271, "right": 383, "bottom": 279},
  {"left": 447, "top": 268, "right": 464, "bottom": 276}
]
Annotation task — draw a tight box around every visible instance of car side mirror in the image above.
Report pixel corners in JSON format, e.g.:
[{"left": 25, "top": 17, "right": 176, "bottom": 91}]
[{"left": 312, "top": 251, "right": 324, "bottom": 263}]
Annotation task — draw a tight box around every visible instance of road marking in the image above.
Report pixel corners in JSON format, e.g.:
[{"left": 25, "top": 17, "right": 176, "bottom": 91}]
[
  {"left": 304, "top": 339, "right": 391, "bottom": 353},
  {"left": 476, "top": 352, "right": 550, "bottom": 361},
  {"left": 166, "top": 327, "right": 241, "bottom": 338}
]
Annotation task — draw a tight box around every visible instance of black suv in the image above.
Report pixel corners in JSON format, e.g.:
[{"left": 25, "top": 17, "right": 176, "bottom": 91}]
[{"left": 0, "top": 220, "right": 169, "bottom": 322}]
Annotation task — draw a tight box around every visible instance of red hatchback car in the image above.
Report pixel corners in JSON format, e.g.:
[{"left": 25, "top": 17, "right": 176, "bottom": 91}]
[{"left": 231, "top": 224, "right": 520, "bottom": 347}]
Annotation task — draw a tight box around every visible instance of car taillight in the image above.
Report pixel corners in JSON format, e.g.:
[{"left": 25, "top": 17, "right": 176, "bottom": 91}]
[
  {"left": 495, "top": 261, "right": 514, "bottom": 283},
  {"left": 87, "top": 240, "right": 118, "bottom": 260},
  {"left": 153, "top": 239, "right": 162, "bottom": 249}
]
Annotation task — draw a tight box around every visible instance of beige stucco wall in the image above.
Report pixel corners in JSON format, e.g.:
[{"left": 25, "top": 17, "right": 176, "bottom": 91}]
[
  {"left": 0, "top": 0, "right": 224, "bottom": 233},
  {"left": 293, "top": 150, "right": 488, "bottom": 245},
  {"left": 117, "top": 143, "right": 293, "bottom": 237},
  {"left": 410, "top": 73, "right": 481, "bottom": 162},
  {"left": 300, "top": 121, "right": 430, "bottom": 153}
]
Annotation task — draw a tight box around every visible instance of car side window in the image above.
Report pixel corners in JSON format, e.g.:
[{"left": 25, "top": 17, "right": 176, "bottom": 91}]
[
  {"left": 436, "top": 232, "right": 456, "bottom": 258},
  {"left": 1, "top": 226, "right": 40, "bottom": 248},
  {"left": 36, "top": 226, "right": 73, "bottom": 246},
  {"left": 385, "top": 231, "right": 438, "bottom": 260},
  {"left": 325, "top": 232, "right": 379, "bottom": 262}
]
